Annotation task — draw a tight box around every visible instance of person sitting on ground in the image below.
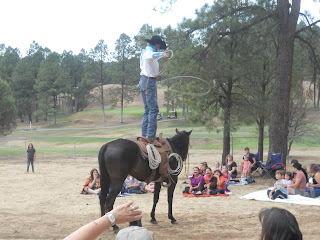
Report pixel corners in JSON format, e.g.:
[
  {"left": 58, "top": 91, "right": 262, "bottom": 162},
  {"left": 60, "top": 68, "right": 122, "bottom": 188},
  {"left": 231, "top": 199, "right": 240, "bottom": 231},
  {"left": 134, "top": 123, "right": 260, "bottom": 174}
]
[
  {"left": 288, "top": 163, "right": 307, "bottom": 195},
  {"left": 213, "top": 161, "right": 221, "bottom": 171},
  {"left": 203, "top": 167, "right": 213, "bottom": 190},
  {"left": 226, "top": 154, "right": 237, "bottom": 178},
  {"left": 285, "top": 172, "right": 292, "bottom": 186},
  {"left": 124, "top": 175, "right": 143, "bottom": 194},
  {"left": 207, "top": 169, "right": 226, "bottom": 195},
  {"left": 291, "top": 159, "right": 308, "bottom": 181},
  {"left": 240, "top": 147, "right": 257, "bottom": 174},
  {"left": 184, "top": 167, "right": 204, "bottom": 195},
  {"left": 303, "top": 164, "right": 320, "bottom": 198},
  {"left": 267, "top": 170, "right": 289, "bottom": 200},
  {"left": 241, "top": 155, "right": 251, "bottom": 178},
  {"left": 64, "top": 201, "right": 143, "bottom": 240},
  {"left": 199, "top": 162, "right": 208, "bottom": 174},
  {"left": 258, "top": 207, "right": 302, "bottom": 240},
  {"left": 81, "top": 168, "right": 101, "bottom": 195},
  {"left": 221, "top": 165, "right": 230, "bottom": 182}
]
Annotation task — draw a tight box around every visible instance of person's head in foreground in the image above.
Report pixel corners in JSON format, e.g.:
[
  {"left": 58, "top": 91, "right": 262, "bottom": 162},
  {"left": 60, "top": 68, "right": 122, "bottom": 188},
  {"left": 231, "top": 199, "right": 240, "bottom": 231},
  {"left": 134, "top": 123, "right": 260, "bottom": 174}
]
[
  {"left": 116, "top": 226, "right": 154, "bottom": 240},
  {"left": 259, "top": 207, "right": 302, "bottom": 240}
]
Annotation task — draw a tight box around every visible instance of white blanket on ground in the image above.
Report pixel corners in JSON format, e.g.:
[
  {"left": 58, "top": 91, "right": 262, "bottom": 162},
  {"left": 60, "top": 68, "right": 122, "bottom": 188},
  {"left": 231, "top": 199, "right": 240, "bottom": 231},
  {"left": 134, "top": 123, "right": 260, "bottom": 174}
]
[{"left": 240, "top": 189, "right": 320, "bottom": 206}]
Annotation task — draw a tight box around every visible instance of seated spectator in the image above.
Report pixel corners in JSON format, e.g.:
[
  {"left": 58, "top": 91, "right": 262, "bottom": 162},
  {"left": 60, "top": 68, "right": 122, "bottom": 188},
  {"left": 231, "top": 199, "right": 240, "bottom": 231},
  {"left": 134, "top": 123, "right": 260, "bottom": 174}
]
[
  {"left": 267, "top": 170, "right": 288, "bottom": 200},
  {"left": 203, "top": 168, "right": 213, "bottom": 189},
  {"left": 291, "top": 159, "right": 308, "bottom": 181},
  {"left": 285, "top": 172, "right": 292, "bottom": 186},
  {"left": 184, "top": 167, "right": 204, "bottom": 195},
  {"left": 241, "top": 155, "right": 251, "bottom": 178},
  {"left": 226, "top": 154, "right": 237, "bottom": 178},
  {"left": 303, "top": 164, "right": 320, "bottom": 198},
  {"left": 288, "top": 163, "right": 307, "bottom": 195},
  {"left": 81, "top": 168, "right": 101, "bottom": 195},
  {"left": 124, "top": 175, "right": 143, "bottom": 194},
  {"left": 259, "top": 207, "right": 302, "bottom": 240},
  {"left": 221, "top": 165, "right": 230, "bottom": 182},
  {"left": 207, "top": 170, "right": 226, "bottom": 195},
  {"left": 213, "top": 161, "right": 221, "bottom": 171},
  {"left": 199, "top": 162, "right": 208, "bottom": 174},
  {"left": 240, "top": 147, "right": 257, "bottom": 173}
]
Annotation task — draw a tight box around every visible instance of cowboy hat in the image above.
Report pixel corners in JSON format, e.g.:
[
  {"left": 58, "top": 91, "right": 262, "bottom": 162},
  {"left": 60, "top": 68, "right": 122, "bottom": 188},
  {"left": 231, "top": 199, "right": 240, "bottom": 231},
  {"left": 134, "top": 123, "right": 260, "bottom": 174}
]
[{"left": 144, "top": 35, "right": 167, "bottom": 50}]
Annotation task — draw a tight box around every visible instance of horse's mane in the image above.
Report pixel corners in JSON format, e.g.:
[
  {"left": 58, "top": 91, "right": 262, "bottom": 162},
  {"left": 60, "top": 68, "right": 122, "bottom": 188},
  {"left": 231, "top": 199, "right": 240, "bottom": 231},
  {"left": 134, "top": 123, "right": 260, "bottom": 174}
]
[{"left": 167, "top": 131, "right": 190, "bottom": 161}]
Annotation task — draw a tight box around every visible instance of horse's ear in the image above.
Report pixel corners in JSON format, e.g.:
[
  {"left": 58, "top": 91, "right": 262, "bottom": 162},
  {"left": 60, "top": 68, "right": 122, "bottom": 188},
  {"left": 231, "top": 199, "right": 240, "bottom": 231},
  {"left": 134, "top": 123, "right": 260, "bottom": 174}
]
[
  {"left": 186, "top": 129, "right": 192, "bottom": 136},
  {"left": 176, "top": 128, "right": 180, "bottom": 134}
]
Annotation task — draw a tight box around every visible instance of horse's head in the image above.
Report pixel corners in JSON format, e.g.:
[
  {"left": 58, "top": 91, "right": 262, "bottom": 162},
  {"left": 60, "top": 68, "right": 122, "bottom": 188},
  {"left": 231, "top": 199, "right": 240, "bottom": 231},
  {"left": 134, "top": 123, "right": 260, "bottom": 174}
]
[{"left": 169, "top": 128, "right": 192, "bottom": 161}]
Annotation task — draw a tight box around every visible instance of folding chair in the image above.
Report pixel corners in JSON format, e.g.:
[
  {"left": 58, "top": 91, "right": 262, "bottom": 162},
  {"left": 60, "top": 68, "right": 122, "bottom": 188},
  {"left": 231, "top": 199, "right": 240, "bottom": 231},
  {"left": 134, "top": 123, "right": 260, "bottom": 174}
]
[
  {"left": 261, "top": 152, "right": 286, "bottom": 179},
  {"left": 251, "top": 152, "right": 263, "bottom": 177}
]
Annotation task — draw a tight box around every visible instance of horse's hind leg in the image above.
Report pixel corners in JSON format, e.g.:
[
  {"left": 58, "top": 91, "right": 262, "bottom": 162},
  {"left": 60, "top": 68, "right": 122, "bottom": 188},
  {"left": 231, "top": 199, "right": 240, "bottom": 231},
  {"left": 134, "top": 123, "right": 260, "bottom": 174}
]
[
  {"left": 106, "top": 183, "right": 123, "bottom": 233},
  {"left": 150, "top": 182, "right": 161, "bottom": 224},
  {"left": 167, "top": 182, "right": 177, "bottom": 224}
]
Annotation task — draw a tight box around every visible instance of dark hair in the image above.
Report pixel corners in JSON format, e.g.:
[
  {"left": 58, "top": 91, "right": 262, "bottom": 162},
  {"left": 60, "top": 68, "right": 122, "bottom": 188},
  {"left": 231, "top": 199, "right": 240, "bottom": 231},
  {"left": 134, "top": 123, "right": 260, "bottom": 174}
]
[
  {"left": 310, "top": 164, "right": 320, "bottom": 172},
  {"left": 203, "top": 162, "right": 208, "bottom": 168},
  {"left": 28, "top": 143, "right": 34, "bottom": 149},
  {"left": 293, "top": 163, "right": 302, "bottom": 170},
  {"left": 259, "top": 207, "right": 302, "bottom": 240},
  {"left": 275, "top": 170, "right": 285, "bottom": 176},
  {"left": 285, "top": 172, "right": 292, "bottom": 180},
  {"left": 244, "top": 147, "right": 250, "bottom": 151},
  {"left": 209, "top": 176, "right": 217, "bottom": 189},
  {"left": 193, "top": 166, "right": 200, "bottom": 171},
  {"left": 291, "top": 159, "right": 299, "bottom": 165},
  {"left": 90, "top": 168, "right": 99, "bottom": 181},
  {"left": 214, "top": 169, "right": 222, "bottom": 176}
]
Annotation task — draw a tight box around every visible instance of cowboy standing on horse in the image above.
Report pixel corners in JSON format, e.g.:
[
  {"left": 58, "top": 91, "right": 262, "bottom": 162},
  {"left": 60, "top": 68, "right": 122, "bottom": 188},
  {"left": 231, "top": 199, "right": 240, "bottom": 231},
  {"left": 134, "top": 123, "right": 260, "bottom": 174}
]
[{"left": 139, "top": 35, "right": 168, "bottom": 147}]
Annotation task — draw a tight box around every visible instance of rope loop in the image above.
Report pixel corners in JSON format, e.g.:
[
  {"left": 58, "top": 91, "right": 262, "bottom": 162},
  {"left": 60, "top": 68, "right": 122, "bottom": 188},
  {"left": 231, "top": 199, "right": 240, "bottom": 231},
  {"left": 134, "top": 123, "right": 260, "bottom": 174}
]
[
  {"left": 147, "top": 144, "right": 161, "bottom": 169},
  {"left": 167, "top": 153, "right": 183, "bottom": 175}
]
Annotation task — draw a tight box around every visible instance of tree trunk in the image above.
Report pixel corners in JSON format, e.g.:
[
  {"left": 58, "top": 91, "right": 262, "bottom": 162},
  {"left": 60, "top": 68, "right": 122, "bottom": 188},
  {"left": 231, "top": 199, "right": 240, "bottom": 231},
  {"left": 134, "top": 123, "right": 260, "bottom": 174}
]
[
  {"left": 268, "top": 0, "right": 300, "bottom": 165},
  {"left": 317, "top": 75, "right": 320, "bottom": 108},
  {"left": 101, "top": 85, "right": 106, "bottom": 123},
  {"left": 222, "top": 104, "right": 231, "bottom": 166},
  {"left": 257, "top": 115, "right": 264, "bottom": 162},
  {"left": 120, "top": 83, "right": 124, "bottom": 123}
]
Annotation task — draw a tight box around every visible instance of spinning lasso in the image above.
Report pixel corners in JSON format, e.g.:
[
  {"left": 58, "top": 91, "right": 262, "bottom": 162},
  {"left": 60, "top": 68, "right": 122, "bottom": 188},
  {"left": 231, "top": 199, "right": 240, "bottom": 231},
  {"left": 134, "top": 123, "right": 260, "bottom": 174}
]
[{"left": 157, "top": 50, "right": 211, "bottom": 97}]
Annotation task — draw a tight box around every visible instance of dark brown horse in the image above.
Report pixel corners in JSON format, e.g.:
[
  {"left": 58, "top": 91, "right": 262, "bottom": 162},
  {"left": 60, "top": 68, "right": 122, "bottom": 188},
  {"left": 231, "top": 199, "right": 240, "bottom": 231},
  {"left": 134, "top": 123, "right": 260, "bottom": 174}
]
[{"left": 98, "top": 129, "right": 191, "bottom": 231}]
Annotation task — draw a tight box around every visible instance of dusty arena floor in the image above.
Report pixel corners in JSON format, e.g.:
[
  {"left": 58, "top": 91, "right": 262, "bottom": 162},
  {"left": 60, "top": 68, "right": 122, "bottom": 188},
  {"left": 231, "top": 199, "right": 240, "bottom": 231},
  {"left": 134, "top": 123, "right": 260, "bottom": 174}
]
[{"left": 1, "top": 150, "right": 319, "bottom": 240}]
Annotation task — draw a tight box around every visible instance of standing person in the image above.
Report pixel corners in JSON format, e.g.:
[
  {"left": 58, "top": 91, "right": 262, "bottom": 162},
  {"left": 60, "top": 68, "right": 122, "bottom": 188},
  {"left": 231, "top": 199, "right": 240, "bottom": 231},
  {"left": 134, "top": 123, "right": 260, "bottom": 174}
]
[
  {"left": 139, "top": 35, "right": 168, "bottom": 146},
  {"left": 26, "top": 143, "right": 36, "bottom": 173}
]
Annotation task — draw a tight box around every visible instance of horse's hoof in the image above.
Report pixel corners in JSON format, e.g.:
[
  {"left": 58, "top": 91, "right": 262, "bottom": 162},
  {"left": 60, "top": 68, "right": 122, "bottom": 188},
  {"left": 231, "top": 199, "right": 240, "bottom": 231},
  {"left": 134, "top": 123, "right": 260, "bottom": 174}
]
[
  {"left": 112, "top": 225, "right": 120, "bottom": 233},
  {"left": 150, "top": 219, "right": 158, "bottom": 224},
  {"left": 171, "top": 220, "right": 178, "bottom": 224}
]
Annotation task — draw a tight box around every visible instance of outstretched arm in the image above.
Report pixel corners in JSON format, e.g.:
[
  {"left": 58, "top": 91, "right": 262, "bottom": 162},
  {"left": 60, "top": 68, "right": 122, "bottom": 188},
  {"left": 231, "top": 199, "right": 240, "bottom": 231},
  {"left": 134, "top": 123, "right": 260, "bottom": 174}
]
[{"left": 64, "top": 201, "right": 142, "bottom": 240}]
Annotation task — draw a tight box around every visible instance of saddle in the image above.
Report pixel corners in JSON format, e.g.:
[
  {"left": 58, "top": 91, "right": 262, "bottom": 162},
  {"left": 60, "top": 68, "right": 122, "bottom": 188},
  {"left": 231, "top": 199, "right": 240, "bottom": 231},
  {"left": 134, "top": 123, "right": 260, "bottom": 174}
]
[{"left": 135, "top": 136, "right": 172, "bottom": 186}]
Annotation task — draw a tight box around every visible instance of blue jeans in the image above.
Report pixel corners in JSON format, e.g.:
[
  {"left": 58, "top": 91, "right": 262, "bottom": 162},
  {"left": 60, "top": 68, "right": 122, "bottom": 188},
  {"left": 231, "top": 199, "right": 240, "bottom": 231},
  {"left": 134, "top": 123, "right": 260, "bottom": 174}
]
[
  {"left": 27, "top": 159, "right": 34, "bottom": 172},
  {"left": 127, "top": 186, "right": 142, "bottom": 194},
  {"left": 139, "top": 75, "right": 159, "bottom": 139}
]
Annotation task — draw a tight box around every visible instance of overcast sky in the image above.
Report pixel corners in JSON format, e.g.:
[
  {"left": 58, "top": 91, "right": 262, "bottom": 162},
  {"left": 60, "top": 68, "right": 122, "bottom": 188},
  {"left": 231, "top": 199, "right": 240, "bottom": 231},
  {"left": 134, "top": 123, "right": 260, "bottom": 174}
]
[{"left": 1, "top": 0, "right": 319, "bottom": 56}]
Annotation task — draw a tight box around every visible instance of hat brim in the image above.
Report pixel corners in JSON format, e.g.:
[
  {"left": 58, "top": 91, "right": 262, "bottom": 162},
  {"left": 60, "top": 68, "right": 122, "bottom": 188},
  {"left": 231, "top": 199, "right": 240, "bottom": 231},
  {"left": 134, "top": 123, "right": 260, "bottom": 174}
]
[{"left": 145, "top": 39, "right": 167, "bottom": 50}]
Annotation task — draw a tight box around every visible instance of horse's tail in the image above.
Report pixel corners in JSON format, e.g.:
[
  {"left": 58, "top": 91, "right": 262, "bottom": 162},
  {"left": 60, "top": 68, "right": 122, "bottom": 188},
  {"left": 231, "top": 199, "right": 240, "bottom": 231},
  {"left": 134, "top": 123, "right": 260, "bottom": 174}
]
[{"left": 98, "top": 142, "right": 110, "bottom": 216}]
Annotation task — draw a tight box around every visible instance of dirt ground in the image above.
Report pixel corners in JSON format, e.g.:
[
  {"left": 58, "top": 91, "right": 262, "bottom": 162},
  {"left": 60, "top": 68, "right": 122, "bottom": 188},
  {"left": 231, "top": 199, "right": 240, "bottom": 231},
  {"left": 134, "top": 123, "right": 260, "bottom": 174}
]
[{"left": 1, "top": 150, "right": 319, "bottom": 240}]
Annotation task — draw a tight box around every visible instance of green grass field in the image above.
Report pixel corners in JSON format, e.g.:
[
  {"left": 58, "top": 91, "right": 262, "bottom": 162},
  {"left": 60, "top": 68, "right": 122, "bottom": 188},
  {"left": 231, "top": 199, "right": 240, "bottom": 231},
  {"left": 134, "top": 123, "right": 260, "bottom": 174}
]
[{"left": 2, "top": 107, "right": 319, "bottom": 158}]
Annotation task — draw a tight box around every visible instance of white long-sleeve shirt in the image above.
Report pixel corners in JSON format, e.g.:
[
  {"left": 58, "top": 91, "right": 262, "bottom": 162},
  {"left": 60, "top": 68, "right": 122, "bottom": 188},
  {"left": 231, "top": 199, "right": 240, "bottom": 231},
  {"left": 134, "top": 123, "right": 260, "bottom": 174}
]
[{"left": 140, "top": 45, "right": 165, "bottom": 78}]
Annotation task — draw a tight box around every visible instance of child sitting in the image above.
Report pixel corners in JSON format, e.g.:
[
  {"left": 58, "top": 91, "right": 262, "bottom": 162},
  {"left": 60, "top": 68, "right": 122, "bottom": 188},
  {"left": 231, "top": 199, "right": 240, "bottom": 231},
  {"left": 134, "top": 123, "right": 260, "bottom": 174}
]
[
  {"left": 207, "top": 170, "right": 226, "bottom": 195},
  {"left": 213, "top": 161, "right": 221, "bottom": 172},
  {"left": 267, "top": 170, "right": 289, "bottom": 200},
  {"left": 285, "top": 172, "right": 292, "bottom": 186},
  {"left": 241, "top": 155, "right": 251, "bottom": 178},
  {"left": 221, "top": 165, "right": 230, "bottom": 182}
]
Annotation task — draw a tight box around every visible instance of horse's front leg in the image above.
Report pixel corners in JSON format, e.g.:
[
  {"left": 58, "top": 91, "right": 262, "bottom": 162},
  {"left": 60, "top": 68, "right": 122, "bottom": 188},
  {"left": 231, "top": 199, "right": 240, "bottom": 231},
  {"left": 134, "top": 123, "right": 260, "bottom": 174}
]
[
  {"left": 150, "top": 182, "right": 161, "bottom": 224},
  {"left": 167, "top": 181, "right": 177, "bottom": 224}
]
